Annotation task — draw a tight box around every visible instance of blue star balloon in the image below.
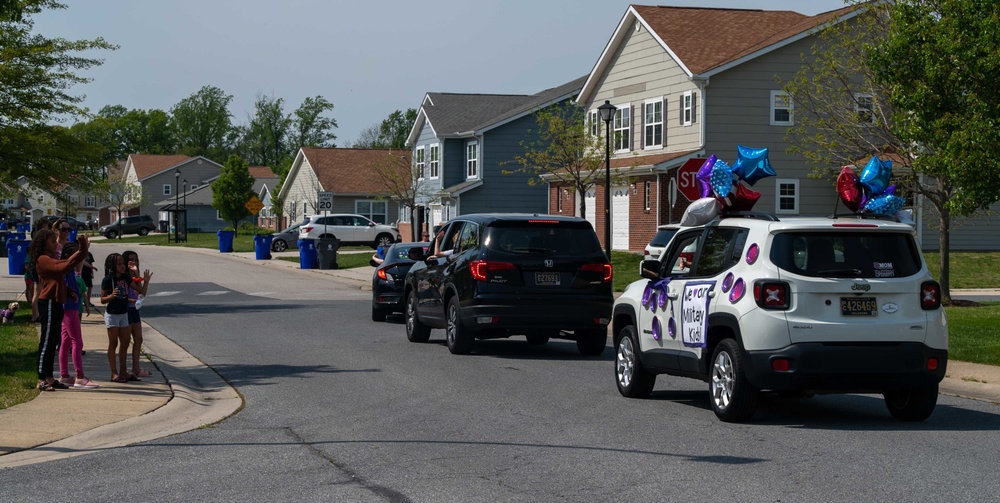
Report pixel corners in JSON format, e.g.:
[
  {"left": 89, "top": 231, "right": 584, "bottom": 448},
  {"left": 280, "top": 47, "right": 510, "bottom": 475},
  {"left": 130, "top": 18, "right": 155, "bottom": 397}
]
[
  {"left": 864, "top": 193, "right": 905, "bottom": 215},
  {"left": 710, "top": 159, "right": 733, "bottom": 198},
  {"left": 731, "top": 145, "right": 776, "bottom": 186},
  {"left": 860, "top": 155, "right": 893, "bottom": 197}
]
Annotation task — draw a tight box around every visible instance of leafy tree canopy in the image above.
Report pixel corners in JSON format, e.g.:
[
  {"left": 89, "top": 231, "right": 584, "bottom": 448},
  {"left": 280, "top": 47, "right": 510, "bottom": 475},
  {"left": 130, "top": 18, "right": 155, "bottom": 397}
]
[
  {"left": 211, "top": 154, "right": 255, "bottom": 235},
  {"left": 171, "top": 85, "right": 235, "bottom": 160},
  {"left": 351, "top": 108, "right": 416, "bottom": 149}
]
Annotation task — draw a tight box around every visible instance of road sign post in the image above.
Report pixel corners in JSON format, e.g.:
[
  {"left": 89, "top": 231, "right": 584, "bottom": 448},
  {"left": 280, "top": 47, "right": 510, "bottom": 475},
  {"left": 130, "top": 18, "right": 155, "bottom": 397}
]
[{"left": 317, "top": 191, "right": 333, "bottom": 236}]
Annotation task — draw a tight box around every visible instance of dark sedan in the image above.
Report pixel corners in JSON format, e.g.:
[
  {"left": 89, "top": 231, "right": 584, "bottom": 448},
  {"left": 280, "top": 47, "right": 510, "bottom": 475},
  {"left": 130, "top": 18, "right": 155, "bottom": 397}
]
[
  {"left": 372, "top": 242, "right": 429, "bottom": 322},
  {"left": 270, "top": 223, "right": 302, "bottom": 252}
]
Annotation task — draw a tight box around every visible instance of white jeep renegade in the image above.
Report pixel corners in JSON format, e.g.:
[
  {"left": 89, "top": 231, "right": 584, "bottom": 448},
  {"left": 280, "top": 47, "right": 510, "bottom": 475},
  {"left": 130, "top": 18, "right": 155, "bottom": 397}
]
[{"left": 612, "top": 212, "right": 947, "bottom": 422}]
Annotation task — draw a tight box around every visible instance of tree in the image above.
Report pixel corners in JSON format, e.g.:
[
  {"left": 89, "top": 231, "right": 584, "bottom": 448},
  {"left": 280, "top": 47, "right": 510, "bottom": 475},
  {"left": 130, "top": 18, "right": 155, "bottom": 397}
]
[
  {"left": 502, "top": 101, "right": 607, "bottom": 217},
  {"left": 93, "top": 175, "right": 146, "bottom": 239},
  {"left": 240, "top": 93, "right": 292, "bottom": 168},
  {"left": 369, "top": 150, "right": 425, "bottom": 241},
  {"left": 0, "top": 0, "right": 116, "bottom": 192},
  {"left": 350, "top": 108, "right": 416, "bottom": 149},
  {"left": 171, "top": 85, "right": 235, "bottom": 160},
  {"left": 211, "top": 154, "right": 255, "bottom": 236},
  {"left": 291, "top": 95, "right": 337, "bottom": 149},
  {"left": 70, "top": 105, "right": 176, "bottom": 168},
  {"left": 784, "top": 0, "right": 1000, "bottom": 303}
]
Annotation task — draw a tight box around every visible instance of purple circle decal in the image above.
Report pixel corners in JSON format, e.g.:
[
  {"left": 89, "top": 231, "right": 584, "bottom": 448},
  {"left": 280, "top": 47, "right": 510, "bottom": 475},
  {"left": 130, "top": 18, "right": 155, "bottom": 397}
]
[
  {"left": 641, "top": 285, "right": 652, "bottom": 307},
  {"left": 667, "top": 317, "right": 676, "bottom": 339},
  {"left": 746, "top": 244, "right": 759, "bottom": 265},
  {"left": 729, "top": 278, "right": 746, "bottom": 303},
  {"left": 651, "top": 317, "right": 661, "bottom": 341},
  {"left": 648, "top": 291, "right": 658, "bottom": 311},
  {"left": 658, "top": 289, "right": 667, "bottom": 309},
  {"left": 722, "top": 272, "right": 734, "bottom": 293}
]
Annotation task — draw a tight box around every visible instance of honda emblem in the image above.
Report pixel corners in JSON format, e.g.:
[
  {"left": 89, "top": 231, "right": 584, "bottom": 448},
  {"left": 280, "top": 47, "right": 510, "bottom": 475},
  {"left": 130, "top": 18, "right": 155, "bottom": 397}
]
[{"left": 544, "top": 259, "right": 554, "bottom": 268}]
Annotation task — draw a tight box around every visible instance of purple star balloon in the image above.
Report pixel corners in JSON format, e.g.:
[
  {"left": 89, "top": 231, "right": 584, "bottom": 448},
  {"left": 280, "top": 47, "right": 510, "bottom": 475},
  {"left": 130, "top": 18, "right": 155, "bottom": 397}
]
[{"left": 696, "top": 155, "right": 717, "bottom": 199}]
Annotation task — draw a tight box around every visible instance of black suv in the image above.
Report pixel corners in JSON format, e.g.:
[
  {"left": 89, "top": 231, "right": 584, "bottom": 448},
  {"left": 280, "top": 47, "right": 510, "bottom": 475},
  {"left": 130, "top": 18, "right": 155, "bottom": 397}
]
[
  {"left": 403, "top": 214, "right": 614, "bottom": 356},
  {"left": 99, "top": 215, "right": 155, "bottom": 238}
]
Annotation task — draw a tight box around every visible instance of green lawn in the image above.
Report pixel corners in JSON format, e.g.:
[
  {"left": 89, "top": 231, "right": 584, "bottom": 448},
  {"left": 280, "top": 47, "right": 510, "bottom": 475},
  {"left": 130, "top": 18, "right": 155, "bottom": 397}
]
[
  {"left": 0, "top": 305, "right": 41, "bottom": 409},
  {"left": 278, "top": 250, "right": 373, "bottom": 269},
  {"left": 945, "top": 302, "right": 1000, "bottom": 366},
  {"left": 923, "top": 252, "right": 1000, "bottom": 289}
]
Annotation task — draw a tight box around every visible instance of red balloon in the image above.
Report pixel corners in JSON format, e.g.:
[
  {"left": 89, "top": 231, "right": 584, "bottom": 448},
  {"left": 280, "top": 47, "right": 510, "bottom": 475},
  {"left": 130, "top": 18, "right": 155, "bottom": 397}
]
[
  {"left": 837, "top": 166, "right": 863, "bottom": 212},
  {"left": 726, "top": 183, "right": 761, "bottom": 211}
]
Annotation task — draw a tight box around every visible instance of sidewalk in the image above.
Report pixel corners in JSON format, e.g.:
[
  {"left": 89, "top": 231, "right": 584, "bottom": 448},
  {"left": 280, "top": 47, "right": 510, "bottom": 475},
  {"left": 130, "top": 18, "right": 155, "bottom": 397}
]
[{"left": 0, "top": 247, "right": 997, "bottom": 469}]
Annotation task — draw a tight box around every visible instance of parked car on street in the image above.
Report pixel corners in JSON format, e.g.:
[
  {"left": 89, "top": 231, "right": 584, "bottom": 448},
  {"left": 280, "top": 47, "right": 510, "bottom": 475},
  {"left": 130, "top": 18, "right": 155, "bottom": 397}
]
[
  {"left": 613, "top": 212, "right": 947, "bottom": 423},
  {"left": 41, "top": 215, "right": 89, "bottom": 231},
  {"left": 644, "top": 224, "right": 681, "bottom": 261},
  {"left": 298, "top": 214, "right": 400, "bottom": 249},
  {"left": 99, "top": 215, "right": 155, "bottom": 239},
  {"left": 403, "top": 214, "right": 614, "bottom": 356},
  {"left": 371, "top": 242, "right": 430, "bottom": 322},
  {"left": 270, "top": 223, "right": 303, "bottom": 252}
]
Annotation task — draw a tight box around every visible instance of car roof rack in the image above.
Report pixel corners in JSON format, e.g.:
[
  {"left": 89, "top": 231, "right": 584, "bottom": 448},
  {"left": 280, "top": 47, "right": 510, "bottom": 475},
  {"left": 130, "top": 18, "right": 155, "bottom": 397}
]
[
  {"left": 719, "top": 211, "right": 780, "bottom": 222},
  {"left": 826, "top": 212, "right": 900, "bottom": 223}
]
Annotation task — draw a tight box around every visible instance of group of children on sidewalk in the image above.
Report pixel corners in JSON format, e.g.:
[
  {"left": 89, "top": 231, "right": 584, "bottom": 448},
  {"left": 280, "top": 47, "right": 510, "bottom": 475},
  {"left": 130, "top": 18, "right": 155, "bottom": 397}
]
[{"left": 27, "top": 218, "right": 153, "bottom": 391}]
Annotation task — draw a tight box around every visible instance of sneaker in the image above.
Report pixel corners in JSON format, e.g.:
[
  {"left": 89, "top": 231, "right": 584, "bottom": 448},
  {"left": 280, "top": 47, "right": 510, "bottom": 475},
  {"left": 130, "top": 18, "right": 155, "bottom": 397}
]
[
  {"left": 59, "top": 376, "right": 75, "bottom": 386},
  {"left": 50, "top": 380, "right": 70, "bottom": 390},
  {"left": 74, "top": 377, "right": 99, "bottom": 389}
]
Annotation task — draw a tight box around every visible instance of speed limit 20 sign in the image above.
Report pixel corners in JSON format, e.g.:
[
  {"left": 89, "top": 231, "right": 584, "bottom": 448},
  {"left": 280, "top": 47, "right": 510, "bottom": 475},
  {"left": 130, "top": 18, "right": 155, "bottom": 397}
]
[{"left": 317, "top": 191, "right": 333, "bottom": 212}]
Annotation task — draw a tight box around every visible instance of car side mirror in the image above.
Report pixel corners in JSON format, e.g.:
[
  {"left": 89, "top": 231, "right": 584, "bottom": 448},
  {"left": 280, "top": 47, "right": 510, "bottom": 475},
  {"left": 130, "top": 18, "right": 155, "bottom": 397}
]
[
  {"left": 640, "top": 259, "right": 661, "bottom": 280},
  {"left": 369, "top": 222, "right": 376, "bottom": 227}
]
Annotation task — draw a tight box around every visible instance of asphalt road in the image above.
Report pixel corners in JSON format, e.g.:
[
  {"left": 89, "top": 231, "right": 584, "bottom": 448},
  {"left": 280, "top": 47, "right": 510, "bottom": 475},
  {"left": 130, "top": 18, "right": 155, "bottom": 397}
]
[{"left": 3, "top": 245, "right": 999, "bottom": 502}]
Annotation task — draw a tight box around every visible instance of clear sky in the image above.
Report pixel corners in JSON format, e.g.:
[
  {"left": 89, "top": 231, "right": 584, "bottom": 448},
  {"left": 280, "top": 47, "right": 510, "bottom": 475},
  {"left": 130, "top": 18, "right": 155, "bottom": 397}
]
[{"left": 34, "top": 0, "right": 849, "bottom": 146}]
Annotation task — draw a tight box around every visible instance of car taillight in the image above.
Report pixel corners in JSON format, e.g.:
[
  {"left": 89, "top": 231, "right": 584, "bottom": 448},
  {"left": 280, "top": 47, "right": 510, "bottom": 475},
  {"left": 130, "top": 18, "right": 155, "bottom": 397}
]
[
  {"left": 753, "top": 280, "right": 790, "bottom": 310},
  {"left": 377, "top": 268, "right": 387, "bottom": 280},
  {"left": 920, "top": 280, "right": 941, "bottom": 310},
  {"left": 643, "top": 250, "right": 651, "bottom": 259},
  {"left": 581, "top": 263, "right": 613, "bottom": 283},
  {"left": 470, "top": 260, "right": 516, "bottom": 282},
  {"left": 302, "top": 226, "right": 313, "bottom": 233}
]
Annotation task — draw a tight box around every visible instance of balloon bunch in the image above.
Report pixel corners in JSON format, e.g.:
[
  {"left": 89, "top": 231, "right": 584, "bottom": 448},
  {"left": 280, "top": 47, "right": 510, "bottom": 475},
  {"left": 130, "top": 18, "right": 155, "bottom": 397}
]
[
  {"left": 836, "top": 154, "right": 904, "bottom": 215},
  {"left": 681, "top": 145, "right": 776, "bottom": 226}
]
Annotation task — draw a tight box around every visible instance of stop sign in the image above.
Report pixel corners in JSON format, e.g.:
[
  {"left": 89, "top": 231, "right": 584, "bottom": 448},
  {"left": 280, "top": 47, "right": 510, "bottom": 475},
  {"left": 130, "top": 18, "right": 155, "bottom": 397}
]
[{"left": 676, "top": 158, "right": 707, "bottom": 201}]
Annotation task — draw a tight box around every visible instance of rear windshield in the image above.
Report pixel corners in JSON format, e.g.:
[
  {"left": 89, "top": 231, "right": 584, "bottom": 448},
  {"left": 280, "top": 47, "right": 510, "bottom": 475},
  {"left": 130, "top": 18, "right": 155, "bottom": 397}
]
[
  {"left": 770, "top": 232, "right": 922, "bottom": 278},
  {"left": 649, "top": 229, "right": 678, "bottom": 247},
  {"left": 383, "top": 244, "right": 426, "bottom": 265},
  {"left": 485, "top": 221, "right": 602, "bottom": 256}
]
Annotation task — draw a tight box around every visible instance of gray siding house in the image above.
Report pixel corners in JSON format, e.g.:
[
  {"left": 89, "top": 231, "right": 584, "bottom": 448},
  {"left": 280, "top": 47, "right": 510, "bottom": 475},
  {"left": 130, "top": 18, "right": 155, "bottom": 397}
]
[
  {"left": 571, "top": 4, "right": 997, "bottom": 252},
  {"left": 122, "top": 154, "right": 224, "bottom": 221},
  {"left": 405, "top": 76, "right": 588, "bottom": 236}
]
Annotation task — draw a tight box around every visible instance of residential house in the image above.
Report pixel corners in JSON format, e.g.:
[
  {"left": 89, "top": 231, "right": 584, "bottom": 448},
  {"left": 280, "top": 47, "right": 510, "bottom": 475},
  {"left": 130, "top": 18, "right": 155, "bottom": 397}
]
[
  {"left": 154, "top": 166, "right": 277, "bottom": 234},
  {"left": 250, "top": 166, "right": 280, "bottom": 230},
  {"left": 277, "top": 148, "right": 410, "bottom": 230},
  {"left": 121, "top": 154, "right": 223, "bottom": 222},
  {"left": 406, "top": 76, "right": 588, "bottom": 237}
]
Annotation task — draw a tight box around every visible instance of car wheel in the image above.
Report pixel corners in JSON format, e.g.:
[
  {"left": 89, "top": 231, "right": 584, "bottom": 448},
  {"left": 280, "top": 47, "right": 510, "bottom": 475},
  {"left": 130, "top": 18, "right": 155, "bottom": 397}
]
[
  {"left": 372, "top": 304, "right": 387, "bottom": 322},
  {"left": 374, "top": 233, "right": 395, "bottom": 249},
  {"left": 710, "top": 339, "right": 759, "bottom": 422},
  {"left": 445, "top": 296, "right": 474, "bottom": 354},
  {"left": 271, "top": 239, "right": 288, "bottom": 252},
  {"left": 615, "top": 325, "right": 656, "bottom": 398},
  {"left": 138, "top": 227, "right": 149, "bottom": 236},
  {"left": 405, "top": 291, "right": 430, "bottom": 342},
  {"left": 106, "top": 230, "right": 118, "bottom": 239},
  {"left": 575, "top": 328, "right": 607, "bottom": 356},
  {"left": 884, "top": 383, "right": 938, "bottom": 421}
]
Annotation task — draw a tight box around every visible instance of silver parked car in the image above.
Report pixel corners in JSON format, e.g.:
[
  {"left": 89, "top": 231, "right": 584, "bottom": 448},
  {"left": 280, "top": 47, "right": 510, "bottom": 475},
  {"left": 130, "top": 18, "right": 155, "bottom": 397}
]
[{"left": 270, "top": 223, "right": 302, "bottom": 252}]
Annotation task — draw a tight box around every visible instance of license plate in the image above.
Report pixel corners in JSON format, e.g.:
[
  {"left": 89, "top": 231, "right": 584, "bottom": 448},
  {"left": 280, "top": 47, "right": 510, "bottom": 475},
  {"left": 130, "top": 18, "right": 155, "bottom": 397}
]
[
  {"left": 535, "top": 272, "right": 560, "bottom": 286},
  {"left": 840, "top": 297, "right": 877, "bottom": 316}
]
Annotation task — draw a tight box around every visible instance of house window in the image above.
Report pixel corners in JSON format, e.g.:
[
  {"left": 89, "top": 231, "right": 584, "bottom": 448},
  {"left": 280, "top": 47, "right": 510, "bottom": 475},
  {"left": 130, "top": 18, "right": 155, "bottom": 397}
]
[
  {"left": 217, "top": 210, "right": 223, "bottom": 220},
  {"left": 2, "top": 198, "right": 13, "bottom": 206},
  {"left": 589, "top": 110, "right": 599, "bottom": 137},
  {"left": 771, "top": 91, "right": 793, "bottom": 126},
  {"left": 190, "top": 184, "right": 198, "bottom": 190},
  {"left": 466, "top": 141, "right": 479, "bottom": 179},
  {"left": 855, "top": 93, "right": 875, "bottom": 124},
  {"left": 415, "top": 146, "right": 425, "bottom": 179},
  {"left": 644, "top": 181, "right": 651, "bottom": 210},
  {"left": 85, "top": 196, "right": 96, "bottom": 207},
  {"left": 775, "top": 179, "right": 799, "bottom": 214},
  {"left": 644, "top": 100, "right": 663, "bottom": 149},
  {"left": 429, "top": 144, "right": 440, "bottom": 179},
  {"left": 613, "top": 105, "right": 630, "bottom": 152},
  {"left": 303, "top": 202, "right": 308, "bottom": 215},
  {"left": 398, "top": 205, "right": 411, "bottom": 223},
  {"left": 163, "top": 184, "right": 172, "bottom": 196},
  {"left": 356, "top": 200, "right": 388, "bottom": 224},
  {"left": 682, "top": 91, "right": 693, "bottom": 126}
]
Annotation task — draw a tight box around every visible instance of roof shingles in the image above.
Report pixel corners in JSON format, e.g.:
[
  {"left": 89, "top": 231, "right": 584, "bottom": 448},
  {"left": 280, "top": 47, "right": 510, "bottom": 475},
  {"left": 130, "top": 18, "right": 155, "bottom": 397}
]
[{"left": 300, "top": 148, "right": 411, "bottom": 195}]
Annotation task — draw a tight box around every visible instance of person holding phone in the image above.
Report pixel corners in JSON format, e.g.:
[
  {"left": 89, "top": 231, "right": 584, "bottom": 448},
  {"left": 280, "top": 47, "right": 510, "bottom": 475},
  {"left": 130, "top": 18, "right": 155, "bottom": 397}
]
[{"left": 100, "top": 252, "right": 150, "bottom": 383}]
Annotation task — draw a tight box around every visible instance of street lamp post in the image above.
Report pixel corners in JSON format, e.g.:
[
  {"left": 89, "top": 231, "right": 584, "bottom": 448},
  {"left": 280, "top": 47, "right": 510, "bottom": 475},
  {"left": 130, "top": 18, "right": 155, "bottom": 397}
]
[
  {"left": 598, "top": 100, "right": 616, "bottom": 260},
  {"left": 174, "top": 170, "right": 180, "bottom": 242}
]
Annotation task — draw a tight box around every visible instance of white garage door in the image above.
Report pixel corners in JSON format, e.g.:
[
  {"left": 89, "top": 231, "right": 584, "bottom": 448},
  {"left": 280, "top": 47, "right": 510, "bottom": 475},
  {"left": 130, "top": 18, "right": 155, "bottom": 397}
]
[{"left": 612, "top": 185, "right": 629, "bottom": 251}]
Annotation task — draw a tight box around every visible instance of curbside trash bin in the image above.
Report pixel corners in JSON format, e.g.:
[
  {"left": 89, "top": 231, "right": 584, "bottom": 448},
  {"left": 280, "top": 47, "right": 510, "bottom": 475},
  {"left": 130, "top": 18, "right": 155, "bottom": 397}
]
[
  {"left": 217, "top": 230, "right": 235, "bottom": 253},
  {"left": 0, "top": 231, "right": 6, "bottom": 258},
  {"left": 298, "top": 239, "right": 317, "bottom": 269},
  {"left": 17, "top": 224, "right": 29, "bottom": 233},
  {"left": 6, "top": 239, "right": 29, "bottom": 276},
  {"left": 68, "top": 229, "right": 78, "bottom": 242},
  {"left": 6, "top": 232, "right": 25, "bottom": 241},
  {"left": 316, "top": 238, "right": 340, "bottom": 270},
  {"left": 159, "top": 220, "right": 168, "bottom": 233},
  {"left": 253, "top": 234, "right": 273, "bottom": 260}
]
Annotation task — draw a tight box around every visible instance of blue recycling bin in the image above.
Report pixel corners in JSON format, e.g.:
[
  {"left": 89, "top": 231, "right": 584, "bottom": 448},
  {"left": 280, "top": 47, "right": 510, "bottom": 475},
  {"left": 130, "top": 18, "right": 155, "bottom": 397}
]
[
  {"left": 0, "top": 222, "right": 6, "bottom": 231},
  {"left": 217, "top": 230, "right": 235, "bottom": 253},
  {"left": 6, "top": 239, "right": 29, "bottom": 276},
  {"left": 253, "top": 234, "right": 273, "bottom": 260},
  {"left": 16, "top": 224, "right": 29, "bottom": 233},
  {"left": 6, "top": 232, "right": 25, "bottom": 241},
  {"left": 297, "top": 239, "right": 317, "bottom": 269},
  {"left": 68, "top": 229, "right": 78, "bottom": 242}
]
